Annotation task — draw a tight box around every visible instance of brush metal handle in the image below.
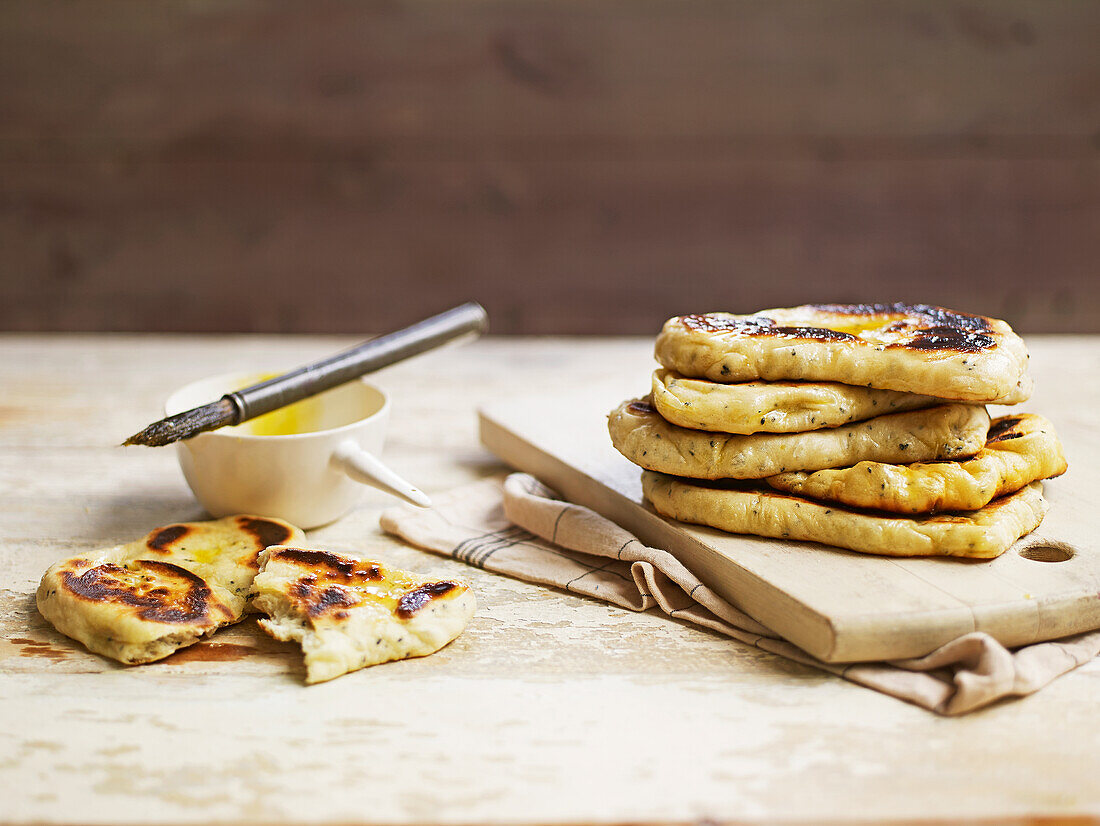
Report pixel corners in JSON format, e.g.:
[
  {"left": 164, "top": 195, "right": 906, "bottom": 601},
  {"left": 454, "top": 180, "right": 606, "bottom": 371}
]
[{"left": 225, "top": 302, "right": 488, "bottom": 423}]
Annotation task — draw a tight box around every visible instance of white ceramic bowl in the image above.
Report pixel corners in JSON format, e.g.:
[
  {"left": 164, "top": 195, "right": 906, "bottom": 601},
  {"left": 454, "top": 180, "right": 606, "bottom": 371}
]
[{"left": 165, "top": 372, "right": 429, "bottom": 529}]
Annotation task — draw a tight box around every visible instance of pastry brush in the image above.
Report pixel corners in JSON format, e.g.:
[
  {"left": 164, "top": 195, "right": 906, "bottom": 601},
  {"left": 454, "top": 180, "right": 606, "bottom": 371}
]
[{"left": 124, "top": 302, "right": 488, "bottom": 447}]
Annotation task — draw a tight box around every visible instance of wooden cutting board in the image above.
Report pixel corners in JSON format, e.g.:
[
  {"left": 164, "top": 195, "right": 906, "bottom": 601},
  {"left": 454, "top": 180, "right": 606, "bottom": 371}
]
[{"left": 479, "top": 391, "right": 1100, "bottom": 663}]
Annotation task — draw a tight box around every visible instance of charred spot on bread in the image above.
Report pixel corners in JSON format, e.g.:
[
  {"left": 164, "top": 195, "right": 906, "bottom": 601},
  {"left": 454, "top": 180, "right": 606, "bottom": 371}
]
[
  {"left": 681, "top": 305, "right": 997, "bottom": 352},
  {"left": 395, "top": 582, "right": 459, "bottom": 619},
  {"left": 237, "top": 517, "right": 295, "bottom": 563},
  {"left": 770, "top": 326, "right": 857, "bottom": 342},
  {"left": 273, "top": 558, "right": 461, "bottom": 622},
  {"left": 288, "top": 579, "right": 361, "bottom": 619},
  {"left": 682, "top": 315, "right": 858, "bottom": 342},
  {"left": 271, "top": 548, "right": 383, "bottom": 582},
  {"left": 60, "top": 560, "right": 229, "bottom": 624},
  {"left": 891, "top": 326, "right": 996, "bottom": 353},
  {"left": 987, "top": 416, "right": 1026, "bottom": 442},
  {"left": 809, "top": 303, "right": 993, "bottom": 331},
  {"left": 147, "top": 524, "right": 191, "bottom": 552}
]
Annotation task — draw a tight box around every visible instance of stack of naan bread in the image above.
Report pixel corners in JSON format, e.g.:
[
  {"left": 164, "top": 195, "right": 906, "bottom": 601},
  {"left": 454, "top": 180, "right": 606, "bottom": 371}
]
[{"left": 609, "top": 303, "right": 1067, "bottom": 558}]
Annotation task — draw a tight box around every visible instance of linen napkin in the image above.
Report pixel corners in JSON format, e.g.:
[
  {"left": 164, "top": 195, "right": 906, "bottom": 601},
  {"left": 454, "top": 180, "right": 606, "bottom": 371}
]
[{"left": 380, "top": 473, "right": 1100, "bottom": 715}]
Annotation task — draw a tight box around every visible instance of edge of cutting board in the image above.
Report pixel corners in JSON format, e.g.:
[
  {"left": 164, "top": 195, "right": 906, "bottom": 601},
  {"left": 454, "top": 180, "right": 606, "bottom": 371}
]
[
  {"left": 479, "top": 398, "right": 1100, "bottom": 664},
  {"left": 478, "top": 408, "right": 840, "bottom": 660}
]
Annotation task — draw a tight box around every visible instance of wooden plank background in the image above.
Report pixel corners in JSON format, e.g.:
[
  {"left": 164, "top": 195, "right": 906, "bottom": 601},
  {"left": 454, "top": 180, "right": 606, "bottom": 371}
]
[{"left": 1, "top": 0, "right": 1098, "bottom": 334}]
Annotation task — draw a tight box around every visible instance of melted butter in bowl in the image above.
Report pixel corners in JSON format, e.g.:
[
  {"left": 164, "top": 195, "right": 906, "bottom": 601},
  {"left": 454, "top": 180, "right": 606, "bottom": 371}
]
[
  {"left": 226, "top": 374, "right": 385, "bottom": 437},
  {"left": 165, "top": 370, "right": 424, "bottom": 527},
  {"left": 242, "top": 399, "right": 324, "bottom": 437}
]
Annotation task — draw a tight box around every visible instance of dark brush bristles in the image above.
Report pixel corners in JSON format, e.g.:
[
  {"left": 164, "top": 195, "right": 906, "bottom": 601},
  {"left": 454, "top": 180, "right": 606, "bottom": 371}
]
[{"left": 123, "top": 398, "right": 239, "bottom": 447}]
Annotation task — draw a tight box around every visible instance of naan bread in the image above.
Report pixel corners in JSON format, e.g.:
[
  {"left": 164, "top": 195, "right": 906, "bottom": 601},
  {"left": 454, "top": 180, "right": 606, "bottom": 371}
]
[
  {"left": 651, "top": 368, "right": 939, "bottom": 434},
  {"left": 643, "top": 471, "right": 1047, "bottom": 559},
  {"left": 252, "top": 546, "right": 475, "bottom": 684},
  {"left": 655, "top": 304, "right": 1032, "bottom": 404},
  {"left": 36, "top": 515, "right": 304, "bottom": 664},
  {"left": 766, "top": 413, "right": 1067, "bottom": 514},
  {"left": 609, "top": 397, "right": 990, "bottom": 480}
]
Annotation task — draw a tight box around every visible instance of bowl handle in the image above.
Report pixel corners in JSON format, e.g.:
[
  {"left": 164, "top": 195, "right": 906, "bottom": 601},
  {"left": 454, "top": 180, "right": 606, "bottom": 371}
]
[{"left": 333, "top": 439, "right": 431, "bottom": 508}]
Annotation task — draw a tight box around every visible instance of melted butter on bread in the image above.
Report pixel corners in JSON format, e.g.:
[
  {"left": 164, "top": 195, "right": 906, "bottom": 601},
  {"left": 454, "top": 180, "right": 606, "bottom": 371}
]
[
  {"left": 252, "top": 546, "right": 475, "bottom": 684},
  {"left": 36, "top": 515, "right": 305, "bottom": 664}
]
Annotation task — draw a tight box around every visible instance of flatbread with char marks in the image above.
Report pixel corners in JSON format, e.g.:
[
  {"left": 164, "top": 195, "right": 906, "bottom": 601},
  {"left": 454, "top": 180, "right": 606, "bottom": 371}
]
[
  {"left": 651, "top": 368, "right": 939, "bottom": 434},
  {"left": 766, "top": 413, "right": 1067, "bottom": 513},
  {"left": 655, "top": 304, "right": 1031, "bottom": 404},
  {"left": 252, "top": 546, "right": 476, "bottom": 684},
  {"left": 609, "top": 397, "right": 990, "bottom": 480},
  {"left": 643, "top": 471, "right": 1048, "bottom": 559},
  {"left": 36, "top": 515, "right": 305, "bottom": 664}
]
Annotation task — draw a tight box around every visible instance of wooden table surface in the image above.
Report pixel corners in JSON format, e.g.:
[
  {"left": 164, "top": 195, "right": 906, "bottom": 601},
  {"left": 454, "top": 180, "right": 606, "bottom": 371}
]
[{"left": 2, "top": 333, "right": 1098, "bottom": 825}]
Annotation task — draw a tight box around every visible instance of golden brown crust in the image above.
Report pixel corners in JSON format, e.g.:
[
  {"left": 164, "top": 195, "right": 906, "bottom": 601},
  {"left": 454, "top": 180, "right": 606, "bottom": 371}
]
[
  {"left": 765, "top": 413, "right": 1068, "bottom": 513},
  {"left": 655, "top": 304, "right": 1032, "bottom": 403},
  {"left": 58, "top": 559, "right": 233, "bottom": 626},
  {"left": 272, "top": 548, "right": 385, "bottom": 582},
  {"left": 263, "top": 547, "right": 463, "bottom": 624},
  {"left": 252, "top": 546, "right": 476, "bottom": 683},
  {"left": 235, "top": 517, "right": 298, "bottom": 564},
  {"left": 146, "top": 525, "right": 192, "bottom": 552},
  {"left": 679, "top": 304, "right": 1000, "bottom": 353},
  {"left": 395, "top": 582, "right": 461, "bottom": 620},
  {"left": 643, "top": 472, "right": 1048, "bottom": 559},
  {"left": 609, "top": 396, "right": 991, "bottom": 480},
  {"left": 650, "top": 368, "right": 940, "bottom": 434},
  {"left": 36, "top": 515, "right": 305, "bottom": 664}
]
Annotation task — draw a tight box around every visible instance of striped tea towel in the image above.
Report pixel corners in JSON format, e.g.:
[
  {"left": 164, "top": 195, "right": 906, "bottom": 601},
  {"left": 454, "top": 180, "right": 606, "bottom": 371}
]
[{"left": 380, "top": 473, "right": 1100, "bottom": 715}]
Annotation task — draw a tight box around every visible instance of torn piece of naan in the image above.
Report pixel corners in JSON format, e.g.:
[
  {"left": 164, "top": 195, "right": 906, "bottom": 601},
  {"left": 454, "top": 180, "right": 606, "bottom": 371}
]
[
  {"left": 252, "top": 546, "right": 475, "bottom": 684},
  {"left": 654, "top": 304, "right": 1032, "bottom": 404},
  {"left": 36, "top": 515, "right": 304, "bottom": 664}
]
